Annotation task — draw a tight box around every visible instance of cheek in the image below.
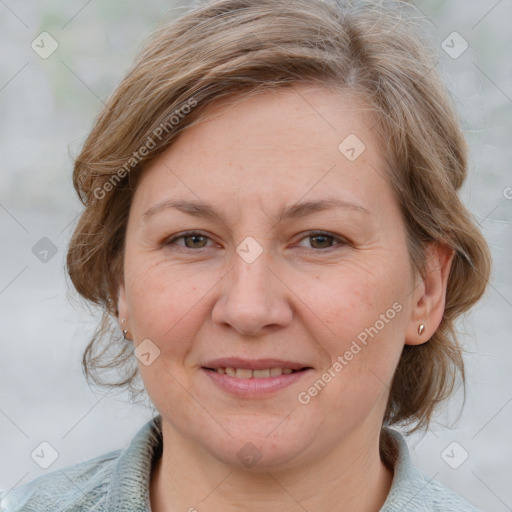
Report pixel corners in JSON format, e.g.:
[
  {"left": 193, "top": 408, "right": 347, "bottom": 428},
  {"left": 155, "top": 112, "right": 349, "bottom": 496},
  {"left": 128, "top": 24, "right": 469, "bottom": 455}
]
[
  {"left": 124, "top": 260, "right": 208, "bottom": 397},
  {"left": 124, "top": 258, "right": 203, "bottom": 345},
  {"left": 300, "top": 257, "right": 409, "bottom": 395},
  {"left": 307, "top": 257, "right": 408, "bottom": 341}
]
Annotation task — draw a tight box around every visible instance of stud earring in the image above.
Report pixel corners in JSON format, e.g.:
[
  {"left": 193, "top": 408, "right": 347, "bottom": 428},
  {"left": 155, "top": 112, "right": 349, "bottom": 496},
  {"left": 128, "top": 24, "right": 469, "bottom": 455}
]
[
  {"left": 418, "top": 324, "right": 425, "bottom": 336},
  {"left": 121, "top": 319, "right": 129, "bottom": 340}
]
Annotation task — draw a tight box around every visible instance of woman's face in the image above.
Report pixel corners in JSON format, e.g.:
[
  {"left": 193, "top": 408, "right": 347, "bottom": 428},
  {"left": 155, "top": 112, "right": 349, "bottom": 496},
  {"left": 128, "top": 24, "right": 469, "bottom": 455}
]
[{"left": 118, "top": 85, "right": 424, "bottom": 470}]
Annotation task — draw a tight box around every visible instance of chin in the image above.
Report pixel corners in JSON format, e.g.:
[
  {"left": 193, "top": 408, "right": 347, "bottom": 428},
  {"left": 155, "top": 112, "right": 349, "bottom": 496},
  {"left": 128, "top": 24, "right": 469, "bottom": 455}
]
[
  {"left": 202, "top": 420, "right": 317, "bottom": 473},
  {"left": 213, "top": 442, "right": 308, "bottom": 473}
]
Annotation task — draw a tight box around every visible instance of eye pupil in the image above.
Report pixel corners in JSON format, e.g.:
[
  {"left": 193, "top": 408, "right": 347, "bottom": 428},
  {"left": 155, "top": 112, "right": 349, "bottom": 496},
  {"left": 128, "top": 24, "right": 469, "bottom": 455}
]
[
  {"left": 311, "top": 235, "right": 332, "bottom": 248},
  {"left": 185, "top": 235, "right": 207, "bottom": 248}
]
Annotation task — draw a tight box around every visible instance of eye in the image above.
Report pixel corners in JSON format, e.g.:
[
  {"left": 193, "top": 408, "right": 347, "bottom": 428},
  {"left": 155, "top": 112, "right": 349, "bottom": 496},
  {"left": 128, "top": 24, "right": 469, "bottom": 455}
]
[
  {"left": 163, "top": 230, "right": 348, "bottom": 252},
  {"left": 295, "top": 231, "right": 348, "bottom": 250},
  {"left": 164, "top": 231, "right": 215, "bottom": 250}
]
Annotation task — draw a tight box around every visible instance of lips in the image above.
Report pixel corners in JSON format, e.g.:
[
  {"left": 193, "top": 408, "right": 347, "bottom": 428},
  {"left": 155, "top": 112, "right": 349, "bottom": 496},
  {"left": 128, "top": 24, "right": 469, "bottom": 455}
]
[
  {"left": 202, "top": 367, "right": 311, "bottom": 397},
  {"left": 202, "top": 357, "right": 310, "bottom": 372},
  {"left": 201, "top": 358, "right": 312, "bottom": 396},
  {"left": 208, "top": 367, "right": 300, "bottom": 378}
]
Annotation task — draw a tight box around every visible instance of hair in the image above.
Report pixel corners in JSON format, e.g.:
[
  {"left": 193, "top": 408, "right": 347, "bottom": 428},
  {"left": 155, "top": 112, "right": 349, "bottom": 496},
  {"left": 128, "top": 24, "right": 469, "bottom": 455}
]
[{"left": 66, "top": 0, "right": 491, "bottom": 432}]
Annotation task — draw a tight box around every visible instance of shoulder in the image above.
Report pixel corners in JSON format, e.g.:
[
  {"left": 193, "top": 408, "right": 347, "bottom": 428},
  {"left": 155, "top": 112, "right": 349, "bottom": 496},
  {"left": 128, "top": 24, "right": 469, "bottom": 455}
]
[
  {"left": 380, "top": 428, "right": 481, "bottom": 512},
  {"left": 0, "top": 449, "right": 122, "bottom": 512},
  {"left": 422, "top": 474, "right": 482, "bottom": 511},
  {"left": 389, "top": 465, "right": 482, "bottom": 512},
  {"left": 0, "top": 415, "right": 163, "bottom": 512}
]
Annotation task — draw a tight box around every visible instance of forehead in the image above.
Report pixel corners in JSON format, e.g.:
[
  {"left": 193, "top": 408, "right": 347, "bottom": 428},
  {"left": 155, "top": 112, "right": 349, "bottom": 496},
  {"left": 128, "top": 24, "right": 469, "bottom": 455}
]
[
  {"left": 179, "top": 84, "right": 378, "bottom": 158},
  {"left": 132, "top": 85, "right": 391, "bottom": 218}
]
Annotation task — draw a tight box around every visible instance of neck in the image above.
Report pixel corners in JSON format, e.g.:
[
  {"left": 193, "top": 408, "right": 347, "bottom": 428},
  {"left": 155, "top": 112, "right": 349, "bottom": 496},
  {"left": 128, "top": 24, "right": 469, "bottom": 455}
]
[{"left": 150, "top": 421, "right": 393, "bottom": 512}]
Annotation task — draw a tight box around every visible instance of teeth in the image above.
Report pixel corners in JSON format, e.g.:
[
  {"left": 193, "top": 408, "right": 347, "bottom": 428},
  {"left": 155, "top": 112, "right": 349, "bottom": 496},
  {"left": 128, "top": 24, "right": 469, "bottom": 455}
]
[
  {"left": 235, "top": 368, "right": 252, "bottom": 379},
  {"left": 213, "top": 367, "right": 299, "bottom": 378},
  {"left": 253, "top": 369, "right": 270, "bottom": 378}
]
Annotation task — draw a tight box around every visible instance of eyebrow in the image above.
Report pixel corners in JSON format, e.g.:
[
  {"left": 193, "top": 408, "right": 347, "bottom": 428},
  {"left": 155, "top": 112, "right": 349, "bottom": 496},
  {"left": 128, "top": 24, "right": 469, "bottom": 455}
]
[{"left": 143, "top": 197, "right": 371, "bottom": 224}]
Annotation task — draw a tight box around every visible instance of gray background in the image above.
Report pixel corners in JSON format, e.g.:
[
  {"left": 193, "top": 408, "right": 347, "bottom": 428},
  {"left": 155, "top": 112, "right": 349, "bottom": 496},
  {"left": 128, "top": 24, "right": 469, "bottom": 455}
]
[{"left": 1, "top": 1, "right": 511, "bottom": 510}]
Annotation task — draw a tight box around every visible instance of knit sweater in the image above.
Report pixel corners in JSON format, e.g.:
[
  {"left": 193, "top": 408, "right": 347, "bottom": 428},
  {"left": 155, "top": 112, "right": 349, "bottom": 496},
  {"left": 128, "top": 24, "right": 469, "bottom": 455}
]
[{"left": 0, "top": 415, "right": 480, "bottom": 511}]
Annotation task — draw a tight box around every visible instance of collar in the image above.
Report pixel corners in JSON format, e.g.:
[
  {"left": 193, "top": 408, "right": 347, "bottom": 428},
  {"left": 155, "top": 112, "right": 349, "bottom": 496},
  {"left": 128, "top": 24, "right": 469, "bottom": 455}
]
[
  {"left": 105, "top": 414, "right": 163, "bottom": 511},
  {"left": 103, "top": 416, "right": 425, "bottom": 512}
]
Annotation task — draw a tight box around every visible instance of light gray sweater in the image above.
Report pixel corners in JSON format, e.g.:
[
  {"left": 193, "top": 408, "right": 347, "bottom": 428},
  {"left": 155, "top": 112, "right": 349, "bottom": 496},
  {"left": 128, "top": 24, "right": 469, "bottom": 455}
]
[{"left": 0, "top": 415, "right": 480, "bottom": 511}]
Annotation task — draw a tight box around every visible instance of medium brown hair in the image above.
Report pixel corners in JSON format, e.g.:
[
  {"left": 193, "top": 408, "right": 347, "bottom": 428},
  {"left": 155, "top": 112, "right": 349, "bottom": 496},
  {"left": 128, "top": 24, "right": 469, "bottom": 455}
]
[{"left": 67, "top": 0, "right": 491, "bottom": 432}]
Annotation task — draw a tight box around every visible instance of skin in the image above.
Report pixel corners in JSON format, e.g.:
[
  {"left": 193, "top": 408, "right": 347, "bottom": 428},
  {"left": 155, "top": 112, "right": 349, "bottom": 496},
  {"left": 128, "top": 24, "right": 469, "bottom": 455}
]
[{"left": 117, "top": 84, "right": 454, "bottom": 511}]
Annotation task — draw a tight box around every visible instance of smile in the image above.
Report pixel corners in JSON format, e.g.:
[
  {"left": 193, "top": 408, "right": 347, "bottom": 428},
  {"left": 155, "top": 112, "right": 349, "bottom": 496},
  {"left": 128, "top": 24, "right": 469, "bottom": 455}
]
[
  {"left": 205, "top": 367, "right": 303, "bottom": 378},
  {"left": 201, "top": 366, "right": 312, "bottom": 397}
]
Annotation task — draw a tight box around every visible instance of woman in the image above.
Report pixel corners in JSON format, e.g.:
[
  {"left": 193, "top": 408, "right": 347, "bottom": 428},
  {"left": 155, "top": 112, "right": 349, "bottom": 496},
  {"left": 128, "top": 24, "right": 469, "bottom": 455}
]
[{"left": 1, "top": 0, "right": 491, "bottom": 510}]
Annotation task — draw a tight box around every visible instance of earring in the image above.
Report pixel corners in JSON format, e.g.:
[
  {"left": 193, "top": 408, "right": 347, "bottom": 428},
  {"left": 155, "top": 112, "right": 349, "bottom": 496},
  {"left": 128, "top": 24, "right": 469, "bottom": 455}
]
[
  {"left": 418, "top": 324, "right": 425, "bottom": 336},
  {"left": 121, "top": 319, "right": 129, "bottom": 340}
]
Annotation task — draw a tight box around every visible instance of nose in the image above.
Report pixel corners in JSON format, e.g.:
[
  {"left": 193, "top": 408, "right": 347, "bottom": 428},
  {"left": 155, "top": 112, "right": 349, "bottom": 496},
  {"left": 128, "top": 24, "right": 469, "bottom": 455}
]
[{"left": 211, "top": 249, "right": 293, "bottom": 337}]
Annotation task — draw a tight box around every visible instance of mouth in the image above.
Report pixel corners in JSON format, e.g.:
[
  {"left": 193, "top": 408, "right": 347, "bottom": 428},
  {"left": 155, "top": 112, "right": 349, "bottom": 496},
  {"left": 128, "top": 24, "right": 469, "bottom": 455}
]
[
  {"left": 200, "top": 358, "right": 313, "bottom": 397},
  {"left": 202, "top": 367, "right": 310, "bottom": 378}
]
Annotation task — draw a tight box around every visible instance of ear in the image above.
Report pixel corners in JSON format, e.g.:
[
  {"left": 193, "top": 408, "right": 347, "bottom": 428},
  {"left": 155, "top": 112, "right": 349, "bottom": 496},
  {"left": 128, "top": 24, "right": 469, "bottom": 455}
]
[{"left": 405, "top": 242, "right": 455, "bottom": 346}]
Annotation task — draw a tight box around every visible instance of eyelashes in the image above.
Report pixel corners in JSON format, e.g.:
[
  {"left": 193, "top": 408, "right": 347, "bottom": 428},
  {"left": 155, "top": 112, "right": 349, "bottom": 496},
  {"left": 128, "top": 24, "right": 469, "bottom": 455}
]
[
  {"left": 164, "top": 231, "right": 214, "bottom": 250},
  {"left": 163, "top": 230, "right": 349, "bottom": 252},
  {"left": 295, "top": 231, "right": 348, "bottom": 250}
]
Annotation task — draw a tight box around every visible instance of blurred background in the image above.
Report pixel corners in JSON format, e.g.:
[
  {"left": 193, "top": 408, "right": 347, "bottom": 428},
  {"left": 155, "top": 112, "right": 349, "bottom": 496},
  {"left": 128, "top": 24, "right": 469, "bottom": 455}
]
[{"left": 1, "top": 1, "right": 511, "bottom": 510}]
